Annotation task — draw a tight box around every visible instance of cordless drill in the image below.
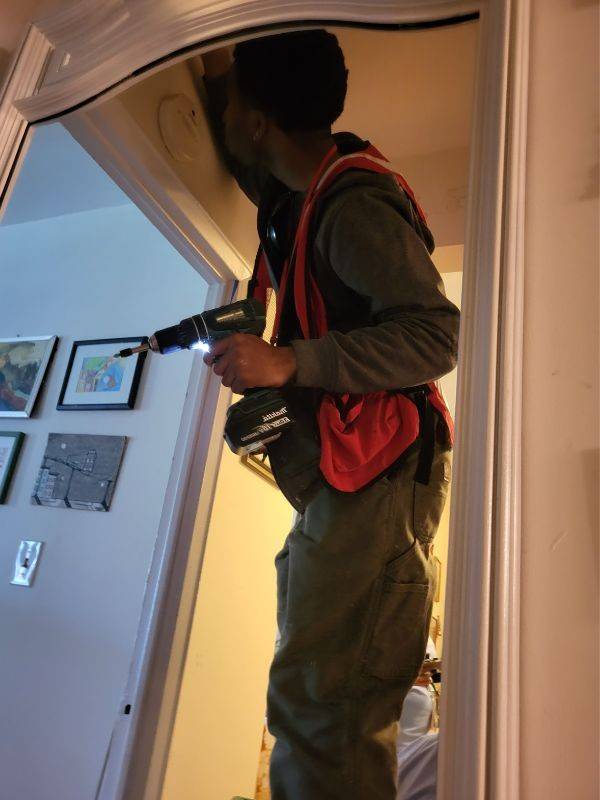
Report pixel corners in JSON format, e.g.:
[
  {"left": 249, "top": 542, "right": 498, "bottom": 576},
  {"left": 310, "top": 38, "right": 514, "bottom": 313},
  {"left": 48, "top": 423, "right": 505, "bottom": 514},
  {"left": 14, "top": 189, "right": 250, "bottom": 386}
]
[{"left": 115, "top": 299, "right": 294, "bottom": 454}]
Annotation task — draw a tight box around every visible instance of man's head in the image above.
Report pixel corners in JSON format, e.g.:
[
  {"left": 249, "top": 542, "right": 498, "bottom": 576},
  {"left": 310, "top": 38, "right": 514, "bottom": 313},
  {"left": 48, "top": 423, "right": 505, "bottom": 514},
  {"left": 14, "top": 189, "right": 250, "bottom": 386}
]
[{"left": 223, "top": 29, "right": 348, "bottom": 167}]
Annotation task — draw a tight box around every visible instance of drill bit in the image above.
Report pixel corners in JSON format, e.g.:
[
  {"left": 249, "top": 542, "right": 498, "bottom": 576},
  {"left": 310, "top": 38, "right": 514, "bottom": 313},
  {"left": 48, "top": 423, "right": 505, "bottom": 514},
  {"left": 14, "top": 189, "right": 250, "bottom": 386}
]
[{"left": 114, "top": 343, "right": 150, "bottom": 359}]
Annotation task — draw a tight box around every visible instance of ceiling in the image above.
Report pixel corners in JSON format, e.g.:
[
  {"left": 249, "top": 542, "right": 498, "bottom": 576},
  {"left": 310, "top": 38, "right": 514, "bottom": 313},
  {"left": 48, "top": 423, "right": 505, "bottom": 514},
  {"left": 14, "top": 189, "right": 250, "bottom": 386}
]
[
  {"left": 1, "top": 123, "right": 130, "bottom": 227},
  {"left": 333, "top": 21, "right": 478, "bottom": 161}
]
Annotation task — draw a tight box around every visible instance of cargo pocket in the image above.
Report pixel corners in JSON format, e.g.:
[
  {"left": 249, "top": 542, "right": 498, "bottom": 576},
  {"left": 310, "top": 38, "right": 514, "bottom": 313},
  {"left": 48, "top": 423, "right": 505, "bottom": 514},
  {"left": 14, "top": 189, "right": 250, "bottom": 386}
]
[
  {"left": 413, "top": 454, "right": 450, "bottom": 549},
  {"left": 413, "top": 484, "right": 448, "bottom": 549},
  {"left": 362, "top": 544, "right": 430, "bottom": 681}
]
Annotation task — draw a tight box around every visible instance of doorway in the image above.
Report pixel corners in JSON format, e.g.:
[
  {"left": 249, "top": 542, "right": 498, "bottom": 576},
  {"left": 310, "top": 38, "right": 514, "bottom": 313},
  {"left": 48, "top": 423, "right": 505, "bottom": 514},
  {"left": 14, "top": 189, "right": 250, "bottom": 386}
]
[{"left": 158, "top": 20, "right": 475, "bottom": 800}]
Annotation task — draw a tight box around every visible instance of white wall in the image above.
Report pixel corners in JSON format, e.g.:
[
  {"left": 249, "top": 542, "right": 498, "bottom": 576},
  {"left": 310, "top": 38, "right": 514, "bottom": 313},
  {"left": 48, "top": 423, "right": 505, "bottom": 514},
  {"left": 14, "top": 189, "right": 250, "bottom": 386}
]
[
  {"left": 2, "top": 122, "right": 130, "bottom": 225},
  {"left": 520, "top": 1, "right": 599, "bottom": 798},
  {"left": 0, "top": 124, "right": 209, "bottom": 800}
]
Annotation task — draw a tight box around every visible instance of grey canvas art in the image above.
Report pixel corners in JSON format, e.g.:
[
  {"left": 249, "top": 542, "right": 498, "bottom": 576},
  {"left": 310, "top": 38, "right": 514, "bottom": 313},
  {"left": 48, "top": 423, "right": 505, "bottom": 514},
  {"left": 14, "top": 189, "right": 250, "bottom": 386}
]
[{"left": 32, "top": 433, "right": 127, "bottom": 511}]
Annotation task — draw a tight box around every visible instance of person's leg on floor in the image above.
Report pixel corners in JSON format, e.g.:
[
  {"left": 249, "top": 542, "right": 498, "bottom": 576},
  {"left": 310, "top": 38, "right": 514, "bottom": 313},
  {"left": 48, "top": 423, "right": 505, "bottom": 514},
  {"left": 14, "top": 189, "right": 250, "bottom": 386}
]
[{"left": 267, "top": 441, "right": 449, "bottom": 800}]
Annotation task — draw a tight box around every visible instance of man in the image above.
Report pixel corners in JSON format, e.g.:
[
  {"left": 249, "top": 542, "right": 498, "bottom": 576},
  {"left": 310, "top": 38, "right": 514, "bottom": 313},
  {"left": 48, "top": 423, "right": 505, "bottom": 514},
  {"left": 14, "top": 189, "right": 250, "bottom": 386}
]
[{"left": 202, "top": 29, "right": 458, "bottom": 800}]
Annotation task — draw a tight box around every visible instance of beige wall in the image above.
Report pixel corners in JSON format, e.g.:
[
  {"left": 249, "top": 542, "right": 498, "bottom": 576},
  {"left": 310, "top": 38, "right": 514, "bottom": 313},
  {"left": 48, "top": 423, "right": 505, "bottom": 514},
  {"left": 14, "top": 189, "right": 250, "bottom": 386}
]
[
  {"left": 334, "top": 23, "right": 477, "bottom": 247},
  {"left": 429, "top": 265, "right": 463, "bottom": 656},
  {"left": 520, "top": 1, "right": 599, "bottom": 798},
  {"left": 161, "top": 445, "right": 293, "bottom": 800}
]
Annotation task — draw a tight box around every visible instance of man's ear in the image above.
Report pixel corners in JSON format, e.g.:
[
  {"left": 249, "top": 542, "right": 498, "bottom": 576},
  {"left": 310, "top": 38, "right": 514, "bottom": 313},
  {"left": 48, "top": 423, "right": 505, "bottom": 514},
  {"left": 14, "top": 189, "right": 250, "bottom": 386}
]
[{"left": 252, "top": 110, "right": 269, "bottom": 143}]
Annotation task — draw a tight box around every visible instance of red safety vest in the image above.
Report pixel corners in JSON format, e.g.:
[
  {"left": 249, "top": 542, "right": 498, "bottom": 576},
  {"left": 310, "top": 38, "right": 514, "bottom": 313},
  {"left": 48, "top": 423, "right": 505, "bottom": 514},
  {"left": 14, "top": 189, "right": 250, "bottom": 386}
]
[{"left": 253, "top": 143, "right": 454, "bottom": 492}]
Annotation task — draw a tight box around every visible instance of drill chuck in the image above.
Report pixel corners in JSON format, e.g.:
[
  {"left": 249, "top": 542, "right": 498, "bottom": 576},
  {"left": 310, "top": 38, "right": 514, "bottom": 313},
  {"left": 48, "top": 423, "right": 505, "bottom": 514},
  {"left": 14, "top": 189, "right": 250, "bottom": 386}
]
[{"left": 149, "top": 298, "right": 266, "bottom": 355}]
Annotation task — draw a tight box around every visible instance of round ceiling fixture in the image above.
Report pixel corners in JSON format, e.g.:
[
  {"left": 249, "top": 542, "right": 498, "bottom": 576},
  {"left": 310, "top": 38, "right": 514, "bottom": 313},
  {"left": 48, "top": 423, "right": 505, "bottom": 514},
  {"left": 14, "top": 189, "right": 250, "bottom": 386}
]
[{"left": 158, "top": 94, "right": 203, "bottom": 162}]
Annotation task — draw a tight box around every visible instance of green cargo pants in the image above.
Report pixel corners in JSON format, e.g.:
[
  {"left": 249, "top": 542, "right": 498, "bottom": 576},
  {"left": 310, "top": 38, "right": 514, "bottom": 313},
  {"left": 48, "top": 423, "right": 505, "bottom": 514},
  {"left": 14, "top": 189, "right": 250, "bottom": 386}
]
[{"left": 267, "top": 424, "right": 451, "bottom": 800}]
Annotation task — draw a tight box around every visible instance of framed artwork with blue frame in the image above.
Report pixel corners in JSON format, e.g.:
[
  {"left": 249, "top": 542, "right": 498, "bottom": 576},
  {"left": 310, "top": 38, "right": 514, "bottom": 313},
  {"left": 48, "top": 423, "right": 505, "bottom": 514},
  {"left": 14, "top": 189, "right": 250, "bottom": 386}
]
[{"left": 57, "top": 338, "right": 147, "bottom": 410}]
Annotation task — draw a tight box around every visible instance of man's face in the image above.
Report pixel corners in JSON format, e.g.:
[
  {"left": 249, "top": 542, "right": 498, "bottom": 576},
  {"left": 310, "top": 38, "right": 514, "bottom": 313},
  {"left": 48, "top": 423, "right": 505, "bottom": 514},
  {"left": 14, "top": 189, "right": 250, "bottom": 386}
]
[{"left": 222, "top": 66, "right": 264, "bottom": 166}]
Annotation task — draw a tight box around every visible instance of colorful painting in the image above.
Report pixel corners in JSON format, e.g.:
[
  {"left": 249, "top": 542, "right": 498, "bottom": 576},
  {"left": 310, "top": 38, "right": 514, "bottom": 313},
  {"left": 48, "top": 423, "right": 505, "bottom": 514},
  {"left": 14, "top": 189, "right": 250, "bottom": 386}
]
[
  {"left": 0, "top": 336, "right": 57, "bottom": 417},
  {"left": 58, "top": 338, "right": 147, "bottom": 410},
  {"left": 76, "top": 356, "right": 125, "bottom": 393}
]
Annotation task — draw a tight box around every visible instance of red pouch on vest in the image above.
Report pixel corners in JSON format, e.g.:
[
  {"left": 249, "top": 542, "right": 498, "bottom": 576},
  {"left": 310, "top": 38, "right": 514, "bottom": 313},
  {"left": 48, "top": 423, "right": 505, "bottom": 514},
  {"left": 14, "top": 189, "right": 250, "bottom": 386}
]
[{"left": 318, "top": 391, "right": 421, "bottom": 491}]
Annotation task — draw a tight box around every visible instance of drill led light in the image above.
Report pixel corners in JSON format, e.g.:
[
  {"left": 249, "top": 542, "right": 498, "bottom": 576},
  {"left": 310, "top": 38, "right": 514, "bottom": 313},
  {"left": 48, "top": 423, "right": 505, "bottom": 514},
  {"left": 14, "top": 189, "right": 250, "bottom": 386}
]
[{"left": 191, "top": 340, "right": 210, "bottom": 352}]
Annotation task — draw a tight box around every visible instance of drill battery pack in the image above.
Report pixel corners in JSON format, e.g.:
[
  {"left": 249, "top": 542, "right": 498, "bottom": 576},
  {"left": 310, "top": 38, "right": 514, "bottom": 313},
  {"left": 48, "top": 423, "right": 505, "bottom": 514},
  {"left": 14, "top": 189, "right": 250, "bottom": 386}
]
[{"left": 224, "top": 389, "right": 295, "bottom": 455}]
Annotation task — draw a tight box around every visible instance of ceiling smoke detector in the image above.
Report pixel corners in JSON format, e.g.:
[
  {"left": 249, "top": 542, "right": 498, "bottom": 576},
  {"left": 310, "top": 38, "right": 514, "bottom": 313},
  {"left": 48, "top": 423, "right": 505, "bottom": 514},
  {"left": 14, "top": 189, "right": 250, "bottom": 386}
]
[{"left": 158, "top": 94, "right": 203, "bottom": 162}]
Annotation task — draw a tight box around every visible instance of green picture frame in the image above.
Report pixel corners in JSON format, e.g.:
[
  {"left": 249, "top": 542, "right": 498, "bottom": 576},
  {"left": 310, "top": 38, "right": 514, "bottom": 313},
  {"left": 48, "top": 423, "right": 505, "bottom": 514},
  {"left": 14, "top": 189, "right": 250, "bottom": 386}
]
[{"left": 0, "top": 431, "right": 24, "bottom": 504}]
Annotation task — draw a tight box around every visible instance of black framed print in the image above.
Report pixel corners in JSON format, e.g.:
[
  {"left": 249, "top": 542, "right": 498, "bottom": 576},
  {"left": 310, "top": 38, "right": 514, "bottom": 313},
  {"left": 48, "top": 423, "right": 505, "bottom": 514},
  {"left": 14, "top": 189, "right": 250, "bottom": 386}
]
[
  {"left": 0, "top": 336, "right": 58, "bottom": 418},
  {"left": 57, "top": 338, "right": 148, "bottom": 410},
  {"left": 0, "top": 431, "right": 25, "bottom": 503}
]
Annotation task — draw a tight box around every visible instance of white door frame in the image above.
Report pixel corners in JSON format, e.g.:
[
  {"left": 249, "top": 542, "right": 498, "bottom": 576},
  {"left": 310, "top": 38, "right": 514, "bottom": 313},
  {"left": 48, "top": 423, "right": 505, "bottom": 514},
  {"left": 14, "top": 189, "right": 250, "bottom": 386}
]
[{"left": 0, "top": 2, "right": 529, "bottom": 799}]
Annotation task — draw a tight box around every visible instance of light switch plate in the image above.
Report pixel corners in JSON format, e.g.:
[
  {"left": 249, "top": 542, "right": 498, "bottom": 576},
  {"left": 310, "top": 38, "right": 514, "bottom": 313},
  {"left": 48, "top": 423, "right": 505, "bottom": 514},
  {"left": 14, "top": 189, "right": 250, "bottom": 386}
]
[{"left": 11, "top": 540, "right": 43, "bottom": 587}]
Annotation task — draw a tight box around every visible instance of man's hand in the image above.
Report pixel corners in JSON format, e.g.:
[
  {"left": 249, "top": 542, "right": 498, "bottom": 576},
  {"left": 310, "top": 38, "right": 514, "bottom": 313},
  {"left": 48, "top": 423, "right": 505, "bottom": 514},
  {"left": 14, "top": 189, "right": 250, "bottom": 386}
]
[{"left": 203, "top": 334, "right": 296, "bottom": 394}]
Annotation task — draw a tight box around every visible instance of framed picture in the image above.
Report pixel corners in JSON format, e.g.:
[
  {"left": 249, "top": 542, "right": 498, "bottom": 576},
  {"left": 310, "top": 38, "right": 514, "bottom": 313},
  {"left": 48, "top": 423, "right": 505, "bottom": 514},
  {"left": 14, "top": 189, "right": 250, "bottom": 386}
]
[
  {"left": 0, "top": 336, "right": 58, "bottom": 418},
  {"left": 32, "top": 433, "right": 127, "bottom": 511},
  {"left": 240, "top": 451, "right": 277, "bottom": 486},
  {"left": 0, "top": 431, "right": 24, "bottom": 503},
  {"left": 57, "top": 338, "right": 147, "bottom": 410}
]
